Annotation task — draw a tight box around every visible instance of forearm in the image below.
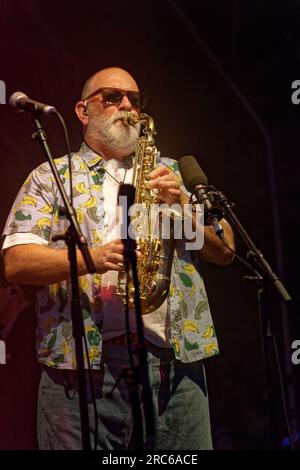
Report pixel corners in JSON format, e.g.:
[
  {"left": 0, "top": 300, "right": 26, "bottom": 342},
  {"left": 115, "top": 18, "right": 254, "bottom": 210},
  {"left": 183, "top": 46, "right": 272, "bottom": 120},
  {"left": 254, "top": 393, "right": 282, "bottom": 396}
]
[
  {"left": 198, "top": 220, "right": 235, "bottom": 265},
  {"left": 4, "top": 244, "right": 90, "bottom": 285},
  {"left": 4, "top": 239, "right": 125, "bottom": 285}
]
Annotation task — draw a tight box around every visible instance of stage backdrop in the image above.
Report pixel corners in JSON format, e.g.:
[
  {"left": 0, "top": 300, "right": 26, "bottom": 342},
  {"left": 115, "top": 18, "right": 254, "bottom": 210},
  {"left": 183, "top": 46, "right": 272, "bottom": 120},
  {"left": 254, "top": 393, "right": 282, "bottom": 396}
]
[{"left": 1, "top": 0, "right": 298, "bottom": 449}]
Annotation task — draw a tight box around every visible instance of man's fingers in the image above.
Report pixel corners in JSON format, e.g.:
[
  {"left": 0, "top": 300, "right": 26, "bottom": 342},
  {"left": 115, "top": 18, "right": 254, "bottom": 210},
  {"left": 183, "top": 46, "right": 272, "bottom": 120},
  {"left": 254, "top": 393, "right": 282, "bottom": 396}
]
[
  {"left": 107, "top": 253, "right": 124, "bottom": 263},
  {"left": 168, "top": 189, "right": 181, "bottom": 195},
  {"left": 113, "top": 244, "right": 125, "bottom": 254},
  {"left": 150, "top": 176, "right": 179, "bottom": 188},
  {"left": 104, "top": 241, "right": 124, "bottom": 256},
  {"left": 150, "top": 174, "right": 177, "bottom": 182},
  {"left": 151, "top": 180, "right": 180, "bottom": 191},
  {"left": 150, "top": 167, "right": 170, "bottom": 178},
  {"left": 103, "top": 262, "right": 123, "bottom": 271}
]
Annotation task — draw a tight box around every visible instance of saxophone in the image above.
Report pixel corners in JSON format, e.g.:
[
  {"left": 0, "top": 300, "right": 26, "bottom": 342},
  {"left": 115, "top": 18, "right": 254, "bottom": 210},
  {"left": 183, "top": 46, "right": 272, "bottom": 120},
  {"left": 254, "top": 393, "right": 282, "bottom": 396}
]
[{"left": 116, "top": 112, "right": 175, "bottom": 314}]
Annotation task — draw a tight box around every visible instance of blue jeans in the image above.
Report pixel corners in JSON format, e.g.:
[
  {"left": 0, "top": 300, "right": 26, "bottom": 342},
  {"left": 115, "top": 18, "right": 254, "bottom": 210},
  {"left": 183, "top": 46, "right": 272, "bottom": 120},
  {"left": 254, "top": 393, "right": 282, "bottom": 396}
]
[{"left": 37, "top": 341, "right": 212, "bottom": 450}]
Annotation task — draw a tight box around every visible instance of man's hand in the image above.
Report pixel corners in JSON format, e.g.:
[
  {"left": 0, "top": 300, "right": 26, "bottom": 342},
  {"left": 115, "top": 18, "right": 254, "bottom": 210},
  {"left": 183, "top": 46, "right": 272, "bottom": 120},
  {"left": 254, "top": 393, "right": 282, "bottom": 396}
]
[
  {"left": 92, "top": 239, "right": 125, "bottom": 273},
  {"left": 149, "top": 167, "right": 181, "bottom": 206},
  {"left": 93, "top": 240, "right": 142, "bottom": 274}
]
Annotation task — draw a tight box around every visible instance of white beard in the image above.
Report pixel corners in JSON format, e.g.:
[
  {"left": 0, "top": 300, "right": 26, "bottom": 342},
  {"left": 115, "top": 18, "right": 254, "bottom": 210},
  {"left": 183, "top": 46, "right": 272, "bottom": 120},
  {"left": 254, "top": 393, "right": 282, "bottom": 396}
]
[{"left": 88, "top": 110, "right": 140, "bottom": 153}]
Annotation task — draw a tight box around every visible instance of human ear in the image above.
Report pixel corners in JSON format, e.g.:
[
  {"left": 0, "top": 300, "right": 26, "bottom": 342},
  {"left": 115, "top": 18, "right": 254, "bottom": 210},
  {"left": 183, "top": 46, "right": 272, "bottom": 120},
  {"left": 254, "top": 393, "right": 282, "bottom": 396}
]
[{"left": 75, "top": 100, "right": 88, "bottom": 123}]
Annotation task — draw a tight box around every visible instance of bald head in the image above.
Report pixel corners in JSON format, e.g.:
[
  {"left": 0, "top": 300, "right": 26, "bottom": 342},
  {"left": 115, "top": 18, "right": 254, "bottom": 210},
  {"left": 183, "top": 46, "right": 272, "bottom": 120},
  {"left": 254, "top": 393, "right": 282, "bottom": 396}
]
[
  {"left": 76, "top": 67, "right": 141, "bottom": 160},
  {"left": 81, "top": 67, "right": 139, "bottom": 100}
]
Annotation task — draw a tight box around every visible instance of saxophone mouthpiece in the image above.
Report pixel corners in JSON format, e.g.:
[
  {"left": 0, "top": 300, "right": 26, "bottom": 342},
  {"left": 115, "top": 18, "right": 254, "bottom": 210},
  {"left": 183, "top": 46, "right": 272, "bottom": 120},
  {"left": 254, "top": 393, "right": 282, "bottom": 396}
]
[
  {"left": 122, "top": 112, "right": 149, "bottom": 126},
  {"left": 122, "top": 111, "right": 139, "bottom": 126}
]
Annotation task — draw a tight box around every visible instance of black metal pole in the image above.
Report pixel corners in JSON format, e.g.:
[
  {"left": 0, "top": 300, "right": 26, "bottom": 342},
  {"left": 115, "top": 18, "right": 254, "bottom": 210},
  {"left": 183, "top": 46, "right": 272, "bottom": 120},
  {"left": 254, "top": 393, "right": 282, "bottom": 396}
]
[
  {"left": 119, "top": 183, "right": 156, "bottom": 449},
  {"left": 67, "top": 230, "right": 91, "bottom": 450},
  {"left": 128, "top": 248, "right": 156, "bottom": 450},
  {"left": 32, "top": 117, "right": 95, "bottom": 274},
  {"left": 217, "top": 189, "right": 292, "bottom": 449},
  {"left": 31, "top": 115, "right": 94, "bottom": 450},
  {"left": 258, "top": 286, "right": 281, "bottom": 449}
]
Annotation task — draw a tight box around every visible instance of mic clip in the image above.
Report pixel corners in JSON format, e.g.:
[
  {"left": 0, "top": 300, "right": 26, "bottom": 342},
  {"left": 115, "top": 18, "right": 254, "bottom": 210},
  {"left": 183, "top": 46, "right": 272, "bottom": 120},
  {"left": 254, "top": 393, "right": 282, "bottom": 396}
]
[{"left": 190, "top": 185, "right": 225, "bottom": 239}]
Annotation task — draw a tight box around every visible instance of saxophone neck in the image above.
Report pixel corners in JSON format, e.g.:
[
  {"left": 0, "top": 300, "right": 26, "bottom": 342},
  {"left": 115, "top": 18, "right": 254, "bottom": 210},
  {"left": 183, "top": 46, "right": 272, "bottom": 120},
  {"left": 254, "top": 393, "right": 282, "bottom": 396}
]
[{"left": 122, "top": 112, "right": 156, "bottom": 135}]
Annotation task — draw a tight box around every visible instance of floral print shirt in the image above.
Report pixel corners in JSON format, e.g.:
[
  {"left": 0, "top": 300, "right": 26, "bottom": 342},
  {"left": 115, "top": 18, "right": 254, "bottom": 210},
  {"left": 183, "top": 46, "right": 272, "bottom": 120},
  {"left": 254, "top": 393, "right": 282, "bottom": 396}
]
[{"left": 2, "top": 143, "right": 219, "bottom": 368}]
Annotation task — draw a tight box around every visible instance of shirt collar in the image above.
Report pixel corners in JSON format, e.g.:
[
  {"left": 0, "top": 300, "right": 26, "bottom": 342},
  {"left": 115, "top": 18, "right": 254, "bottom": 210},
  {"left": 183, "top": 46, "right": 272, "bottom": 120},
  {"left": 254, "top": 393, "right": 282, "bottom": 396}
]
[
  {"left": 78, "top": 141, "right": 104, "bottom": 170},
  {"left": 78, "top": 141, "right": 136, "bottom": 171}
]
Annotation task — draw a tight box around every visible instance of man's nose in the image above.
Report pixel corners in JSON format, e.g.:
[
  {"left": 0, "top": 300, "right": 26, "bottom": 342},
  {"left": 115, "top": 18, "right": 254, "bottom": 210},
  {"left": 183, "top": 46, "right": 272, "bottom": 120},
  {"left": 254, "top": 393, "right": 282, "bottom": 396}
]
[{"left": 118, "top": 94, "right": 132, "bottom": 110}]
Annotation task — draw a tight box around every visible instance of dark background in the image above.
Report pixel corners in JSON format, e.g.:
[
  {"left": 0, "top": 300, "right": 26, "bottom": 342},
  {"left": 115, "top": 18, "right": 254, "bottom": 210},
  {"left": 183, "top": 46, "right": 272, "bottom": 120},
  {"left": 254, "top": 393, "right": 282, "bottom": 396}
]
[{"left": 0, "top": 0, "right": 299, "bottom": 449}]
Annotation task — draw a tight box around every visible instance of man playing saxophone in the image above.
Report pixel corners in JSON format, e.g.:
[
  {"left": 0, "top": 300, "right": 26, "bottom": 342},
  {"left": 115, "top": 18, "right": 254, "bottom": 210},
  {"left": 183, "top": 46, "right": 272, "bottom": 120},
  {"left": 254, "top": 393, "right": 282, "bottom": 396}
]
[{"left": 2, "top": 67, "right": 234, "bottom": 450}]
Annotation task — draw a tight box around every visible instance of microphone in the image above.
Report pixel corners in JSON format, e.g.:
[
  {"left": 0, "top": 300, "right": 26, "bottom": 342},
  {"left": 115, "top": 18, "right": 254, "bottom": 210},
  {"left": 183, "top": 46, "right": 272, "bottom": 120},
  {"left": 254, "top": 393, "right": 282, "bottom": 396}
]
[
  {"left": 178, "top": 155, "right": 224, "bottom": 239},
  {"left": 9, "top": 91, "right": 57, "bottom": 116}
]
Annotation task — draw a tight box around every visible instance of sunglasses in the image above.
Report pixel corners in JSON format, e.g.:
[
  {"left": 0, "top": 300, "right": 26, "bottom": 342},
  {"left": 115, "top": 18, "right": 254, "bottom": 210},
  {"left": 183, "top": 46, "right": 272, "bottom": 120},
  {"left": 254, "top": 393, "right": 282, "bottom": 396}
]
[{"left": 83, "top": 87, "right": 146, "bottom": 110}]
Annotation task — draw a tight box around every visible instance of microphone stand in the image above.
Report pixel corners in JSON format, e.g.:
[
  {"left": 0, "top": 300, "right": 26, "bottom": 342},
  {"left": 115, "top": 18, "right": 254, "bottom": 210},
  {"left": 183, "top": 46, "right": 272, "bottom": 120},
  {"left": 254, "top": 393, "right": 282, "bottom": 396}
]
[
  {"left": 215, "top": 189, "right": 292, "bottom": 449},
  {"left": 118, "top": 184, "right": 156, "bottom": 450},
  {"left": 31, "top": 114, "right": 96, "bottom": 450}
]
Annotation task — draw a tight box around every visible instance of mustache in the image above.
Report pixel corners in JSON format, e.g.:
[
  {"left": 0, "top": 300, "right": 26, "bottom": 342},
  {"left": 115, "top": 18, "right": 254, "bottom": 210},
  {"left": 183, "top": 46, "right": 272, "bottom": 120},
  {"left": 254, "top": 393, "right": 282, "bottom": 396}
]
[
  {"left": 111, "top": 111, "right": 124, "bottom": 122},
  {"left": 111, "top": 111, "right": 140, "bottom": 125}
]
